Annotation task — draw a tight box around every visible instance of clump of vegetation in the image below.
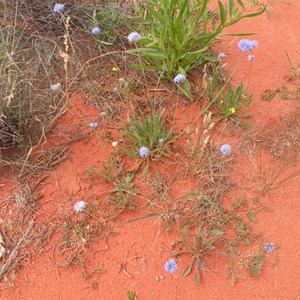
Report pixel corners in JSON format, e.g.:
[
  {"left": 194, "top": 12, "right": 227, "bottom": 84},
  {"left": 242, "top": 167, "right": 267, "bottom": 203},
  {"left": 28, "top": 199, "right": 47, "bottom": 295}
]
[
  {"left": 128, "top": 0, "right": 265, "bottom": 79},
  {"left": 121, "top": 109, "right": 173, "bottom": 160}
]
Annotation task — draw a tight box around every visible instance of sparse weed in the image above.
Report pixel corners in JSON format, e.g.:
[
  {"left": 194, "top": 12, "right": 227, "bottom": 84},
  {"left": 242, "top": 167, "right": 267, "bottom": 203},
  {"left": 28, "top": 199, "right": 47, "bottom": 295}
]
[
  {"left": 91, "top": 1, "right": 131, "bottom": 45},
  {"left": 127, "top": 290, "right": 137, "bottom": 300},
  {"left": 246, "top": 247, "right": 265, "bottom": 278},
  {"left": 121, "top": 109, "right": 173, "bottom": 162},
  {"left": 205, "top": 66, "right": 253, "bottom": 127},
  {"left": 90, "top": 157, "right": 140, "bottom": 212},
  {"left": 172, "top": 227, "right": 225, "bottom": 284},
  {"left": 285, "top": 50, "right": 300, "bottom": 81}
]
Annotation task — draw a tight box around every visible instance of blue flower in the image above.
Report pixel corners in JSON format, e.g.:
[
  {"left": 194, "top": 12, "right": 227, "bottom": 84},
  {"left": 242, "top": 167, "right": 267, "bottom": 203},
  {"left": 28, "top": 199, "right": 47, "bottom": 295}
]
[
  {"left": 128, "top": 32, "right": 141, "bottom": 43},
  {"left": 264, "top": 242, "right": 275, "bottom": 253},
  {"left": 91, "top": 27, "right": 101, "bottom": 35},
  {"left": 139, "top": 146, "right": 149, "bottom": 158},
  {"left": 218, "top": 52, "right": 226, "bottom": 59},
  {"left": 220, "top": 144, "right": 231, "bottom": 155},
  {"left": 89, "top": 122, "right": 98, "bottom": 129},
  {"left": 164, "top": 259, "right": 177, "bottom": 273},
  {"left": 50, "top": 83, "right": 61, "bottom": 91},
  {"left": 248, "top": 55, "right": 255, "bottom": 61},
  {"left": 74, "top": 200, "right": 87, "bottom": 214},
  {"left": 173, "top": 74, "right": 186, "bottom": 84},
  {"left": 238, "top": 39, "right": 258, "bottom": 51},
  {"left": 53, "top": 3, "right": 65, "bottom": 13}
]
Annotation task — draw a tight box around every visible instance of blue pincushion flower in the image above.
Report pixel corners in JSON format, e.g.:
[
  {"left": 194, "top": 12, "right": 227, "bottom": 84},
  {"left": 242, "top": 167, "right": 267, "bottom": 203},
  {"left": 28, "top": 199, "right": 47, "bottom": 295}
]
[
  {"left": 53, "top": 3, "right": 65, "bottom": 13},
  {"left": 238, "top": 39, "right": 258, "bottom": 51},
  {"left": 264, "top": 242, "right": 275, "bottom": 253},
  {"left": 128, "top": 32, "right": 141, "bottom": 43},
  {"left": 50, "top": 83, "right": 61, "bottom": 91},
  {"left": 248, "top": 55, "right": 255, "bottom": 61},
  {"left": 89, "top": 122, "right": 98, "bottom": 129},
  {"left": 91, "top": 27, "right": 101, "bottom": 35},
  {"left": 164, "top": 259, "right": 177, "bottom": 273},
  {"left": 74, "top": 200, "right": 87, "bottom": 214},
  {"left": 173, "top": 74, "right": 186, "bottom": 84},
  {"left": 218, "top": 52, "right": 226, "bottom": 59},
  {"left": 139, "top": 146, "right": 149, "bottom": 158},
  {"left": 220, "top": 144, "right": 231, "bottom": 155}
]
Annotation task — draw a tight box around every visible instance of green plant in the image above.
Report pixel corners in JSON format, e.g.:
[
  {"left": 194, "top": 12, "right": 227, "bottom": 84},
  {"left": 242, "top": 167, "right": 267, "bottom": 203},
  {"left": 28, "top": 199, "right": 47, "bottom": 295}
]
[
  {"left": 172, "top": 227, "right": 225, "bottom": 284},
  {"left": 91, "top": 1, "right": 131, "bottom": 45},
  {"left": 127, "top": 290, "right": 137, "bottom": 300},
  {"left": 108, "top": 171, "right": 140, "bottom": 211},
  {"left": 206, "top": 68, "right": 253, "bottom": 128},
  {"left": 121, "top": 109, "right": 173, "bottom": 161},
  {"left": 246, "top": 248, "right": 265, "bottom": 278},
  {"left": 128, "top": 0, "right": 265, "bottom": 79},
  {"left": 285, "top": 50, "right": 300, "bottom": 80},
  {"left": 92, "top": 157, "right": 140, "bottom": 211}
]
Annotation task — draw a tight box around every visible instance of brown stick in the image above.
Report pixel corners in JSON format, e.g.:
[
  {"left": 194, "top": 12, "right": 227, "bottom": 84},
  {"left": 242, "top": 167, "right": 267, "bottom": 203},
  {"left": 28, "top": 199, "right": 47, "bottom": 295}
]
[{"left": 0, "top": 218, "right": 35, "bottom": 280}]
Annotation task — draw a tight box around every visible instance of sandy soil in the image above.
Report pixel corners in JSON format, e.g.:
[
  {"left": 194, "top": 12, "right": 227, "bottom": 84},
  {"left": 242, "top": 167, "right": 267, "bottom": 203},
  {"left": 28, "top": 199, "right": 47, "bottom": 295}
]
[{"left": 0, "top": 1, "right": 300, "bottom": 299}]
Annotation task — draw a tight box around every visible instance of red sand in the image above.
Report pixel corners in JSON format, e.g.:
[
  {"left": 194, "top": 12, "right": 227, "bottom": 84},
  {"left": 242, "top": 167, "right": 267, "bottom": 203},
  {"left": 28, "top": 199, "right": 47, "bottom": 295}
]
[{"left": 1, "top": 1, "right": 300, "bottom": 299}]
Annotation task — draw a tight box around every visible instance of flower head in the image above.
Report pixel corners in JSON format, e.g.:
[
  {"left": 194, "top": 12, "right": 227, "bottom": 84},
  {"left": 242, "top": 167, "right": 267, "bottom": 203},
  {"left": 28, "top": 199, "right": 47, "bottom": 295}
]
[
  {"left": 91, "top": 27, "right": 101, "bottom": 35},
  {"left": 89, "top": 122, "right": 98, "bottom": 129},
  {"left": 238, "top": 39, "right": 258, "bottom": 51},
  {"left": 248, "top": 55, "right": 255, "bottom": 61},
  {"left": 53, "top": 3, "right": 65, "bottom": 13},
  {"left": 229, "top": 107, "right": 236, "bottom": 114},
  {"left": 139, "top": 146, "right": 149, "bottom": 158},
  {"left": 220, "top": 144, "right": 231, "bottom": 155},
  {"left": 164, "top": 259, "right": 177, "bottom": 273},
  {"left": 159, "top": 138, "right": 165, "bottom": 144},
  {"left": 173, "top": 74, "right": 186, "bottom": 84},
  {"left": 218, "top": 52, "right": 226, "bottom": 59},
  {"left": 127, "top": 32, "right": 141, "bottom": 43},
  {"left": 264, "top": 242, "right": 275, "bottom": 253},
  {"left": 50, "top": 83, "right": 61, "bottom": 91},
  {"left": 74, "top": 200, "right": 86, "bottom": 214}
]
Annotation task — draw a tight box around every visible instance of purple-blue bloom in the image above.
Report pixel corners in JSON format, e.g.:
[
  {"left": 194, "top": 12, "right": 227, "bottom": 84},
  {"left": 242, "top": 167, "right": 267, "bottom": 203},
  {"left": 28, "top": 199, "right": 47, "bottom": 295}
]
[
  {"left": 89, "top": 122, "right": 98, "bottom": 129},
  {"left": 139, "top": 146, "right": 149, "bottom": 158},
  {"left": 264, "top": 242, "right": 275, "bottom": 253},
  {"left": 53, "top": 3, "right": 65, "bottom": 13},
  {"left": 238, "top": 39, "right": 258, "bottom": 51},
  {"left": 164, "top": 259, "right": 177, "bottom": 273},
  {"left": 128, "top": 32, "right": 141, "bottom": 43},
  {"left": 74, "top": 200, "right": 87, "bottom": 214},
  {"left": 91, "top": 27, "right": 101, "bottom": 35},
  {"left": 248, "top": 55, "right": 255, "bottom": 61},
  {"left": 218, "top": 52, "right": 226, "bottom": 59},
  {"left": 220, "top": 144, "right": 231, "bottom": 155},
  {"left": 50, "top": 83, "right": 61, "bottom": 91},
  {"left": 173, "top": 74, "right": 186, "bottom": 84}
]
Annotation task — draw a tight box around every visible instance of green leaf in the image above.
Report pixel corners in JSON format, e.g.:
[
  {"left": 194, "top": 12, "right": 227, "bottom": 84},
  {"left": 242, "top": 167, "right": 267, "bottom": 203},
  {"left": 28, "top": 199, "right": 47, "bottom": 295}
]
[
  {"left": 178, "top": 83, "right": 192, "bottom": 100},
  {"left": 206, "top": 229, "right": 224, "bottom": 237},
  {"left": 247, "top": 211, "right": 257, "bottom": 222},
  {"left": 194, "top": 272, "right": 201, "bottom": 284},
  {"left": 141, "top": 163, "right": 149, "bottom": 177},
  {"left": 130, "top": 64, "right": 162, "bottom": 71},
  {"left": 236, "top": 0, "right": 245, "bottom": 9},
  {"left": 183, "top": 264, "right": 193, "bottom": 277},
  {"left": 243, "top": 6, "right": 266, "bottom": 19},
  {"left": 232, "top": 197, "right": 246, "bottom": 209},
  {"left": 218, "top": 0, "right": 227, "bottom": 24}
]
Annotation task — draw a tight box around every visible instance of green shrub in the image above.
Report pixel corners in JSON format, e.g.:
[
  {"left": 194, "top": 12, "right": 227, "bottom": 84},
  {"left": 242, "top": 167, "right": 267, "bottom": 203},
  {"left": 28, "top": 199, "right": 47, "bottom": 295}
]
[{"left": 128, "top": 0, "right": 265, "bottom": 79}]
